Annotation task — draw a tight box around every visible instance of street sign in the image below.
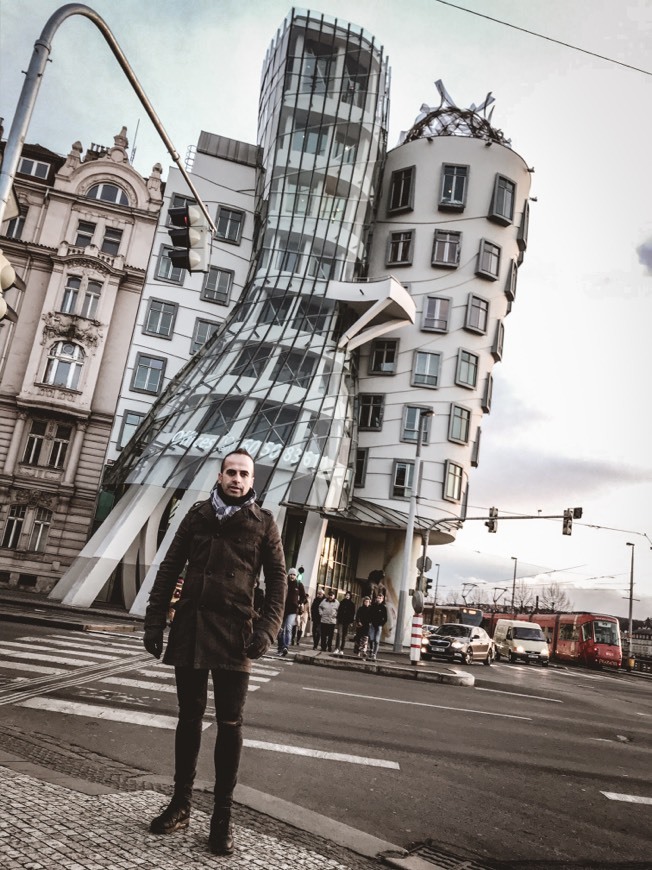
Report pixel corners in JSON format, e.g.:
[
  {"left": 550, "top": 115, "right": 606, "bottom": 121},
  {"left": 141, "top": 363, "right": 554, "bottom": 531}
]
[{"left": 416, "top": 556, "right": 432, "bottom": 572}]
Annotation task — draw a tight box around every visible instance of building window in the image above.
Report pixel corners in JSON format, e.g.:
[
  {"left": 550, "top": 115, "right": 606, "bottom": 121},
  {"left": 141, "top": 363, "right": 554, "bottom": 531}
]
[
  {"left": 402, "top": 406, "right": 432, "bottom": 444},
  {"left": 449, "top": 404, "right": 471, "bottom": 444},
  {"left": 202, "top": 267, "right": 233, "bottom": 305},
  {"left": 292, "top": 297, "right": 332, "bottom": 334},
  {"left": 476, "top": 239, "right": 501, "bottom": 281},
  {"left": 1, "top": 505, "right": 26, "bottom": 549},
  {"left": 505, "top": 259, "right": 518, "bottom": 301},
  {"left": 489, "top": 174, "right": 516, "bottom": 225},
  {"left": 118, "top": 410, "right": 144, "bottom": 449},
  {"left": 43, "top": 342, "right": 84, "bottom": 390},
  {"left": 482, "top": 373, "right": 493, "bottom": 414},
  {"left": 443, "top": 460, "right": 464, "bottom": 502},
  {"left": 5, "top": 204, "right": 27, "bottom": 240},
  {"left": 101, "top": 227, "right": 123, "bottom": 255},
  {"left": 75, "top": 220, "right": 96, "bottom": 248},
  {"left": 270, "top": 350, "right": 316, "bottom": 387},
  {"left": 432, "top": 230, "right": 461, "bottom": 268},
  {"left": 61, "top": 276, "right": 81, "bottom": 314},
  {"left": 422, "top": 296, "right": 450, "bottom": 332},
  {"left": 291, "top": 123, "right": 327, "bottom": 155},
  {"left": 28, "top": 507, "right": 52, "bottom": 552},
  {"left": 518, "top": 200, "right": 530, "bottom": 252},
  {"left": 191, "top": 319, "right": 219, "bottom": 355},
  {"left": 412, "top": 351, "right": 441, "bottom": 388},
  {"left": 386, "top": 230, "right": 414, "bottom": 266},
  {"left": 167, "top": 193, "right": 196, "bottom": 221},
  {"left": 216, "top": 207, "right": 244, "bottom": 244},
  {"left": 49, "top": 424, "right": 72, "bottom": 469},
  {"left": 21, "top": 420, "right": 71, "bottom": 468},
  {"left": 439, "top": 164, "right": 468, "bottom": 211},
  {"left": 471, "top": 426, "right": 482, "bottom": 468},
  {"left": 359, "top": 394, "right": 384, "bottom": 430},
  {"left": 144, "top": 299, "right": 178, "bottom": 338},
  {"left": 132, "top": 353, "right": 166, "bottom": 394},
  {"left": 22, "top": 420, "right": 47, "bottom": 465},
  {"left": 492, "top": 320, "right": 505, "bottom": 361},
  {"left": 301, "top": 41, "right": 331, "bottom": 94},
  {"left": 79, "top": 281, "right": 101, "bottom": 319},
  {"left": 387, "top": 166, "right": 415, "bottom": 213},
  {"left": 156, "top": 245, "right": 184, "bottom": 283},
  {"left": 354, "top": 448, "right": 368, "bottom": 487},
  {"left": 465, "top": 294, "right": 489, "bottom": 334},
  {"left": 456, "top": 349, "right": 479, "bottom": 389},
  {"left": 261, "top": 295, "right": 293, "bottom": 325},
  {"left": 369, "top": 339, "right": 398, "bottom": 375},
  {"left": 232, "top": 344, "right": 272, "bottom": 379},
  {"left": 18, "top": 157, "right": 49, "bottom": 179},
  {"left": 341, "top": 54, "right": 367, "bottom": 108},
  {"left": 87, "top": 183, "right": 129, "bottom": 206},
  {"left": 392, "top": 460, "right": 414, "bottom": 499},
  {"left": 333, "top": 132, "right": 357, "bottom": 163}
]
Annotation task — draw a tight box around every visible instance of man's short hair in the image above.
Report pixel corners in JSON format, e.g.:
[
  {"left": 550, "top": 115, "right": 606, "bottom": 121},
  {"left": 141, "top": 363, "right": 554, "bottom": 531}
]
[{"left": 220, "top": 447, "right": 253, "bottom": 471}]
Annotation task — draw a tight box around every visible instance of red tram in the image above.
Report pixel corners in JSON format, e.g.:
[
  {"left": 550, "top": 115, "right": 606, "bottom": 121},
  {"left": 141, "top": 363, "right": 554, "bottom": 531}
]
[{"left": 482, "top": 611, "right": 622, "bottom": 669}]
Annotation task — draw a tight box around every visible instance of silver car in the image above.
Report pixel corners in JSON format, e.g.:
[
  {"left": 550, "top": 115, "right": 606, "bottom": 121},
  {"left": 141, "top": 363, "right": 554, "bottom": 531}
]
[{"left": 421, "top": 623, "right": 495, "bottom": 665}]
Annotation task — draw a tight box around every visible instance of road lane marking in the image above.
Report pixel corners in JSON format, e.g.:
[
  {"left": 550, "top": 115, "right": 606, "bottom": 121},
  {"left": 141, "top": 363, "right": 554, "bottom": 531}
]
[
  {"left": 602, "top": 792, "right": 652, "bottom": 805},
  {"left": 303, "top": 687, "right": 532, "bottom": 720},
  {"left": 243, "top": 739, "right": 400, "bottom": 768},
  {"left": 17, "top": 697, "right": 213, "bottom": 729},
  {"left": 475, "top": 687, "right": 563, "bottom": 703}
]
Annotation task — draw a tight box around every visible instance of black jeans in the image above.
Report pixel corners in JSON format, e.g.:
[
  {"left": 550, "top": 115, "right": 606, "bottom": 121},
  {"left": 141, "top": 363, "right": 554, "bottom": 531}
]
[
  {"left": 173, "top": 667, "right": 249, "bottom": 810},
  {"left": 320, "top": 624, "right": 335, "bottom": 651}
]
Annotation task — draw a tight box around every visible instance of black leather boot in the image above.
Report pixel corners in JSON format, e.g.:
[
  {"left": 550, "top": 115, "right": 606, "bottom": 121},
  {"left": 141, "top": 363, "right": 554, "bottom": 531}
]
[
  {"left": 208, "top": 809, "right": 234, "bottom": 855},
  {"left": 149, "top": 798, "right": 191, "bottom": 834}
]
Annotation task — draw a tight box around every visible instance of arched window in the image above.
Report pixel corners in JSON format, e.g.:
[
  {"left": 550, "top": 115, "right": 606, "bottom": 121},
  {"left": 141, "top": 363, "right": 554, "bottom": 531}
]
[
  {"left": 86, "top": 183, "right": 129, "bottom": 206},
  {"left": 43, "top": 342, "right": 85, "bottom": 390}
]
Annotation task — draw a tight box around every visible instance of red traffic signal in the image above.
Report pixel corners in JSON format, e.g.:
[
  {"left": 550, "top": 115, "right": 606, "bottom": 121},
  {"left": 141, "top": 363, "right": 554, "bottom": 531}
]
[{"left": 167, "top": 204, "right": 210, "bottom": 273}]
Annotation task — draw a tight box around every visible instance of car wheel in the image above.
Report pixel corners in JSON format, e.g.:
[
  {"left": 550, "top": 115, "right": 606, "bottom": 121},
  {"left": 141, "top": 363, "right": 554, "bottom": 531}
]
[
  {"left": 463, "top": 648, "right": 473, "bottom": 665},
  {"left": 494, "top": 650, "right": 501, "bottom": 661},
  {"left": 483, "top": 649, "right": 493, "bottom": 666},
  {"left": 509, "top": 652, "right": 517, "bottom": 663},
  {"left": 541, "top": 660, "right": 549, "bottom": 667}
]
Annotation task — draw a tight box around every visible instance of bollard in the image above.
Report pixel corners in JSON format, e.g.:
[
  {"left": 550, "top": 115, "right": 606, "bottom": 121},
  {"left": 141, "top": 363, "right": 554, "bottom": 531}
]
[{"left": 410, "top": 612, "right": 423, "bottom": 664}]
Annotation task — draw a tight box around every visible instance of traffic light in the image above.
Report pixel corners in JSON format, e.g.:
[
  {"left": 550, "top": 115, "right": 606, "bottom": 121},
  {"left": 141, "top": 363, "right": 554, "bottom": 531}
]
[
  {"left": 485, "top": 506, "right": 498, "bottom": 533},
  {"left": 167, "top": 204, "right": 210, "bottom": 273},
  {"left": 425, "top": 576, "right": 434, "bottom": 597},
  {"left": 562, "top": 508, "right": 573, "bottom": 536},
  {"left": 0, "top": 249, "right": 19, "bottom": 323}
]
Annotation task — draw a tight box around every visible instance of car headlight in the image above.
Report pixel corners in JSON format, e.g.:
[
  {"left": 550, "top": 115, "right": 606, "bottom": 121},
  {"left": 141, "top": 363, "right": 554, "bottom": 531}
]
[
  {"left": 451, "top": 641, "right": 463, "bottom": 649},
  {"left": 515, "top": 645, "right": 525, "bottom": 654},
  {"left": 540, "top": 648, "right": 549, "bottom": 657}
]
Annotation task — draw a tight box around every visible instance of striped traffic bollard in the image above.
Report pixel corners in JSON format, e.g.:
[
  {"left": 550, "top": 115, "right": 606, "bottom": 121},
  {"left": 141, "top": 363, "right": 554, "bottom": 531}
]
[{"left": 410, "top": 613, "right": 423, "bottom": 664}]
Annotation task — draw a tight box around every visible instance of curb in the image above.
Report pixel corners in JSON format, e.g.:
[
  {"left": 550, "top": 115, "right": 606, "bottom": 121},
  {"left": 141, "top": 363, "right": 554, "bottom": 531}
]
[{"left": 294, "top": 650, "right": 475, "bottom": 687}]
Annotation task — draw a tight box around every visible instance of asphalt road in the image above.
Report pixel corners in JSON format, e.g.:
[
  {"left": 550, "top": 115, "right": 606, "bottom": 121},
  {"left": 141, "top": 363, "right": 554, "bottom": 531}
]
[{"left": 1, "top": 622, "right": 650, "bottom": 867}]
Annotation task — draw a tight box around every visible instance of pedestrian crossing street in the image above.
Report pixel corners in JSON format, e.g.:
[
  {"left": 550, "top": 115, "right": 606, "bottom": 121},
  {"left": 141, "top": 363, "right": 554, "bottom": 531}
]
[{"left": 0, "top": 630, "right": 289, "bottom": 730}]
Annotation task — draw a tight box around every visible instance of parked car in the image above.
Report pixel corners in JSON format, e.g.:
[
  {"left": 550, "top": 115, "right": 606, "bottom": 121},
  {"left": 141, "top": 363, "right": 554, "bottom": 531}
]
[{"left": 421, "top": 623, "right": 494, "bottom": 665}]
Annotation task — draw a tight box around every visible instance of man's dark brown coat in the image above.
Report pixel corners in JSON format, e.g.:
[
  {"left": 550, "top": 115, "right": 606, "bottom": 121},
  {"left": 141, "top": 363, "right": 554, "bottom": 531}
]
[{"left": 144, "top": 499, "right": 287, "bottom": 672}]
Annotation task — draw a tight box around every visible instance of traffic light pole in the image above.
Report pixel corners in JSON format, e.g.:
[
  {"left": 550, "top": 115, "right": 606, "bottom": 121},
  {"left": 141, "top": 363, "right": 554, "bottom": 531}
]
[{"left": 0, "top": 3, "right": 216, "bottom": 233}]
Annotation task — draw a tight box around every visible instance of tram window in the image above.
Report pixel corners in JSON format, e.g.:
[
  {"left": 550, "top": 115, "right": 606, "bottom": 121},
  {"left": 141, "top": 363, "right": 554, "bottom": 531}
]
[
  {"left": 581, "top": 623, "right": 592, "bottom": 642},
  {"left": 559, "top": 624, "right": 579, "bottom": 641}
]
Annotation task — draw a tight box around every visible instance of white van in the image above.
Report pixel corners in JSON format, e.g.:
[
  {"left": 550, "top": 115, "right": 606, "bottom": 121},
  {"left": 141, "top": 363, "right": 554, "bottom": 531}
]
[{"left": 493, "top": 619, "right": 550, "bottom": 666}]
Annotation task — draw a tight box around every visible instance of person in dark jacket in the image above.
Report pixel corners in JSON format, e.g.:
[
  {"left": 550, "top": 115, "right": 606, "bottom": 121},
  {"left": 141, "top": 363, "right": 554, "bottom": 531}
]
[
  {"left": 368, "top": 592, "right": 388, "bottom": 660},
  {"left": 334, "top": 590, "right": 355, "bottom": 655},
  {"left": 143, "top": 448, "right": 286, "bottom": 856},
  {"left": 310, "top": 588, "right": 325, "bottom": 649},
  {"left": 277, "top": 567, "right": 307, "bottom": 655},
  {"left": 354, "top": 595, "right": 372, "bottom": 658}
]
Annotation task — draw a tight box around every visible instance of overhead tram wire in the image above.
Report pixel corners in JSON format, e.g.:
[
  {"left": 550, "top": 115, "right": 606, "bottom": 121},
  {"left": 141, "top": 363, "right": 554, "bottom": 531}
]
[{"left": 433, "top": 0, "right": 652, "bottom": 77}]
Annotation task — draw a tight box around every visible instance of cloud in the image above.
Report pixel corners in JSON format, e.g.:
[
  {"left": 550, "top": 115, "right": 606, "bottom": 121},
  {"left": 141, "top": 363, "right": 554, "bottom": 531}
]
[
  {"left": 469, "top": 447, "right": 652, "bottom": 504},
  {"left": 636, "top": 238, "right": 652, "bottom": 275}
]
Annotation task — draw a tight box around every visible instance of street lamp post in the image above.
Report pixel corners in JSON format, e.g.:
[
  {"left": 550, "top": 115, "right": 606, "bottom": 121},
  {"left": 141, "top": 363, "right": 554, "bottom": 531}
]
[
  {"left": 393, "top": 409, "right": 433, "bottom": 653},
  {"left": 433, "top": 563, "right": 441, "bottom": 608},
  {"left": 626, "top": 542, "right": 635, "bottom": 669},
  {"left": 510, "top": 556, "right": 518, "bottom": 613}
]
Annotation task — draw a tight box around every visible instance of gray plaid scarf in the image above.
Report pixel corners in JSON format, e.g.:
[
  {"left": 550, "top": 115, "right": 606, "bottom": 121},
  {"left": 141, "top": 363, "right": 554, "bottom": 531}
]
[{"left": 210, "top": 485, "right": 257, "bottom": 521}]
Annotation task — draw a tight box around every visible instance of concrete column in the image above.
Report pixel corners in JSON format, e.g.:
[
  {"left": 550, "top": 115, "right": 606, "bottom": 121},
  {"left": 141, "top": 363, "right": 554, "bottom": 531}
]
[{"left": 3, "top": 411, "right": 27, "bottom": 474}]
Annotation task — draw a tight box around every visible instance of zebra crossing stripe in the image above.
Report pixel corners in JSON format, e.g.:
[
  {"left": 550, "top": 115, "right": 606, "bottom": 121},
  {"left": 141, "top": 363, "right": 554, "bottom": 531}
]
[
  {"left": 243, "top": 739, "right": 400, "bottom": 769},
  {"left": 17, "top": 696, "right": 209, "bottom": 729},
  {"left": 601, "top": 792, "right": 652, "bottom": 805}
]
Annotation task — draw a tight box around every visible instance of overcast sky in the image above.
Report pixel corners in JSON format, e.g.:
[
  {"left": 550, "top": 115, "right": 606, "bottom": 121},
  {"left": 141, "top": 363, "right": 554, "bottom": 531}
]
[{"left": 2, "top": 0, "right": 651, "bottom": 620}]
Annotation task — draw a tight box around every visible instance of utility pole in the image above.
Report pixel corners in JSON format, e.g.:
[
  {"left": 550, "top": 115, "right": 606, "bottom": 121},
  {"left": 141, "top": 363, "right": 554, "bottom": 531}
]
[
  {"left": 433, "top": 563, "right": 441, "bottom": 607},
  {"left": 394, "top": 408, "right": 433, "bottom": 652},
  {"left": 510, "top": 556, "right": 518, "bottom": 613},
  {"left": 626, "top": 542, "right": 635, "bottom": 669}
]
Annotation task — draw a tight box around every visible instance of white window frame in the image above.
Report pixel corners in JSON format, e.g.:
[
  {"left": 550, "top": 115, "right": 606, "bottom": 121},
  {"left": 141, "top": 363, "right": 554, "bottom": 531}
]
[
  {"left": 43, "top": 342, "right": 84, "bottom": 390},
  {"left": 132, "top": 353, "right": 167, "bottom": 394},
  {"left": 101, "top": 226, "right": 123, "bottom": 256},
  {"left": 505, "top": 259, "right": 518, "bottom": 301},
  {"left": 412, "top": 351, "right": 441, "bottom": 389},
  {"left": 143, "top": 299, "right": 178, "bottom": 339},
  {"left": 156, "top": 245, "right": 184, "bottom": 284},
  {"left": 358, "top": 394, "right": 384, "bottom": 431},
  {"left": 387, "top": 166, "right": 415, "bottom": 214},
  {"left": 482, "top": 373, "right": 494, "bottom": 414},
  {"left": 455, "top": 349, "right": 479, "bottom": 389},
  {"left": 118, "top": 410, "right": 145, "bottom": 450},
  {"left": 369, "top": 339, "right": 398, "bottom": 375},
  {"left": 432, "top": 230, "right": 461, "bottom": 267},
  {"left": 465, "top": 294, "right": 489, "bottom": 335},
  {"left": 492, "top": 320, "right": 505, "bottom": 361},
  {"left": 74, "top": 220, "right": 96, "bottom": 248},
  {"left": 402, "top": 406, "right": 432, "bottom": 444},
  {"left": 489, "top": 174, "right": 516, "bottom": 225},
  {"left": 449, "top": 404, "right": 471, "bottom": 445},
  {"left": 476, "top": 239, "right": 501, "bottom": 281},
  {"left": 216, "top": 206, "right": 245, "bottom": 244},
  {"left": 87, "top": 183, "right": 129, "bottom": 206},
  {"left": 392, "top": 460, "right": 415, "bottom": 500},
  {"left": 354, "top": 448, "right": 368, "bottom": 487},
  {"left": 386, "top": 230, "right": 414, "bottom": 266},
  {"left": 439, "top": 164, "right": 468, "bottom": 211},
  {"left": 18, "top": 157, "right": 49, "bottom": 179},
  {"left": 202, "top": 267, "right": 233, "bottom": 305},
  {"left": 28, "top": 507, "right": 52, "bottom": 552},
  {"left": 1, "top": 505, "right": 26, "bottom": 549},
  {"left": 191, "top": 319, "right": 219, "bottom": 355},
  {"left": 443, "top": 460, "right": 464, "bottom": 502}
]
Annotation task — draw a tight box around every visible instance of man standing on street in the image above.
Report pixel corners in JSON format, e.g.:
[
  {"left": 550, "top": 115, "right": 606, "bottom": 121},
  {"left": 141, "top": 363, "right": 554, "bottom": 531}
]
[
  {"left": 334, "top": 590, "right": 355, "bottom": 655},
  {"left": 143, "top": 448, "right": 287, "bottom": 856},
  {"left": 277, "top": 566, "right": 307, "bottom": 656}
]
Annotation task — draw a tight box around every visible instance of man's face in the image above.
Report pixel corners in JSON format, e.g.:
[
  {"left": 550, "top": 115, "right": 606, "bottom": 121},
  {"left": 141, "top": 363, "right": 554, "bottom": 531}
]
[{"left": 218, "top": 453, "right": 254, "bottom": 498}]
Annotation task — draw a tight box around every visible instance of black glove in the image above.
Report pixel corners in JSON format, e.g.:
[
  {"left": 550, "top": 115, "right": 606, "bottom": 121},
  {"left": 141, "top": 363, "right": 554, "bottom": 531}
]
[
  {"left": 245, "top": 630, "right": 270, "bottom": 660},
  {"left": 143, "top": 627, "right": 164, "bottom": 659}
]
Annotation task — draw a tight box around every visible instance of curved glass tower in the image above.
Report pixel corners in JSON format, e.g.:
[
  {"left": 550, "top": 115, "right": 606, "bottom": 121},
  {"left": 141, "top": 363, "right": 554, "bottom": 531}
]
[{"left": 106, "top": 10, "right": 389, "bottom": 514}]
